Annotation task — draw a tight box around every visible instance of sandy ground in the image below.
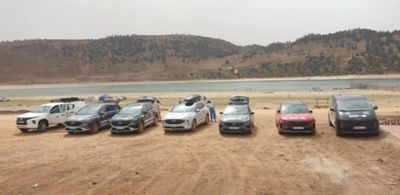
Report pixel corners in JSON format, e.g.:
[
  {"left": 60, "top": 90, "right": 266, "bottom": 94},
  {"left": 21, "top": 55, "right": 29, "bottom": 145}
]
[{"left": 1, "top": 107, "right": 400, "bottom": 194}]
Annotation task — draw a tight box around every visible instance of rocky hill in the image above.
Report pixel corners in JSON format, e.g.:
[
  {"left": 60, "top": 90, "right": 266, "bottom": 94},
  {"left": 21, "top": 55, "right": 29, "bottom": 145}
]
[{"left": 0, "top": 29, "right": 399, "bottom": 83}]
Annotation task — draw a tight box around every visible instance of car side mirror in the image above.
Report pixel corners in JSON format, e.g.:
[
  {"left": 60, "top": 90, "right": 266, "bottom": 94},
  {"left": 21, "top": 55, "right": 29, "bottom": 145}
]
[
  {"left": 251, "top": 112, "right": 255, "bottom": 115},
  {"left": 276, "top": 110, "right": 280, "bottom": 113},
  {"left": 195, "top": 108, "right": 200, "bottom": 112},
  {"left": 219, "top": 112, "right": 223, "bottom": 114},
  {"left": 309, "top": 110, "right": 313, "bottom": 113},
  {"left": 329, "top": 108, "right": 335, "bottom": 112},
  {"left": 373, "top": 105, "right": 378, "bottom": 110}
]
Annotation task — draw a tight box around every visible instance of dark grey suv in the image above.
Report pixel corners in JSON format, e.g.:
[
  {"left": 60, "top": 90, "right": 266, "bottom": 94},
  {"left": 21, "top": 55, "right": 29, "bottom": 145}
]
[
  {"left": 64, "top": 103, "right": 120, "bottom": 134},
  {"left": 110, "top": 102, "right": 158, "bottom": 134},
  {"left": 219, "top": 96, "right": 254, "bottom": 134},
  {"left": 328, "top": 95, "right": 379, "bottom": 136}
]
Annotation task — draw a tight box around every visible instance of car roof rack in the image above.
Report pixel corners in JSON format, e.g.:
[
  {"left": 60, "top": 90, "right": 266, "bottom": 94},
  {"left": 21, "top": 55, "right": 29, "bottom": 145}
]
[
  {"left": 50, "top": 97, "right": 81, "bottom": 103},
  {"left": 229, "top": 96, "right": 249, "bottom": 105},
  {"left": 137, "top": 96, "right": 157, "bottom": 103},
  {"left": 183, "top": 95, "right": 203, "bottom": 103}
]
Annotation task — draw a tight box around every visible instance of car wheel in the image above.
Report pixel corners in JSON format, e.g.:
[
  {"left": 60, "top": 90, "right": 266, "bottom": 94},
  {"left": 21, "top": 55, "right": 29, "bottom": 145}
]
[
  {"left": 37, "top": 120, "right": 48, "bottom": 132},
  {"left": 191, "top": 120, "right": 197, "bottom": 131},
  {"left": 329, "top": 117, "right": 333, "bottom": 127},
  {"left": 19, "top": 128, "right": 28, "bottom": 133},
  {"left": 153, "top": 115, "right": 158, "bottom": 126},
  {"left": 90, "top": 122, "right": 99, "bottom": 134},
  {"left": 138, "top": 121, "right": 145, "bottom": 133},
  {"left": 219, "top": 130, "right": 224, "bottom": 135},
  {"left": 204, "top": 114, "right": 210, "bottom": 125},
  {"left": 335, "top": 127, "right": 342, "bottom": 136}
]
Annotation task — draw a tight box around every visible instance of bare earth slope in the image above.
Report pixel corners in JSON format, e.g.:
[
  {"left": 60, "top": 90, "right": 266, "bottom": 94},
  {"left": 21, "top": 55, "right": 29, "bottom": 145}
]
[
  {"left": 1, "top": 108, "right": 399, "bottom": 194},
  {"left": 1, "top": 29, "right": 400, "bottom": 84}
]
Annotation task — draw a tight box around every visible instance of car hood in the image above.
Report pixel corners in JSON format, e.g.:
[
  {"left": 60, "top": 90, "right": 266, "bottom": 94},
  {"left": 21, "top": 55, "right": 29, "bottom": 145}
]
[
  {"left": 164, "top": 112, "right": 194, "bottom": 120},
  {"left": 18, "top": 112, "right": 47, "bottom": 118},
  {"left": 337, "top": 110, "right": 376, "bottom": 120},
  {"left": 67, "top": 114, "right": 96, "bottom": 121},
  {"left": 280, "top": 113, "right": 314, "bottom": 121},
  {"left": 112, "top": 113, "right": 140, "bottom": 121},
  {"left": 221, "top": 114, "right": 250, "bottom": 122}
]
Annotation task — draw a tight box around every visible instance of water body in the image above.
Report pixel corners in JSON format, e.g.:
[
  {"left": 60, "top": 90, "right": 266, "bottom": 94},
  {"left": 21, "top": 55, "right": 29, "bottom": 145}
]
[{"left": 0, "top": 79, "right": 399, "bottom": 97}]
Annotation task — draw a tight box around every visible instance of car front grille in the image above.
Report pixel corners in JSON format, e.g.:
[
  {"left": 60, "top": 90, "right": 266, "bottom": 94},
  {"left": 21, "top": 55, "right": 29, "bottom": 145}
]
[
  {"left": 225, "top": 122, "right": 244, "bottom": 127},
  {"left": 165, "top": 119, "right": 184, "bottom": 124},
  {"left": 16, "top": 118, "right": 28, "bottom": 125},
  {"left": 65, "top": 121, "right": 82, "bottom": 127},
  {"left": 111, "top": 120, "right": 131, "bottom": 126},
  {"left": 286, "top": 121, "right": 309, "bottom": 126}
]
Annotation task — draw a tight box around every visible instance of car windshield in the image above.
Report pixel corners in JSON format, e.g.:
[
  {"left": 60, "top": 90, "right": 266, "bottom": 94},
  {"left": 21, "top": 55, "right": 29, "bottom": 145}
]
[
  {"left": 281, "top": 104, "right": 309, "bottom": 114},
  {"left": 31, "top": 106, "right": 51, "bottom": 113},
  {"left": 171, "top": 103, "right": 195, "bottom": 113},
  {"left": 337, "top": 98, "right": 372, "bottom": 111},
  {"left": 76, "top": 105, "right": 101, "bottom": 115},
  {"left": 119, "top": 106, "right": 142, "bottom": 115},
  {"left": 223, "top": 105, "right": 250, "bottom": 115}
]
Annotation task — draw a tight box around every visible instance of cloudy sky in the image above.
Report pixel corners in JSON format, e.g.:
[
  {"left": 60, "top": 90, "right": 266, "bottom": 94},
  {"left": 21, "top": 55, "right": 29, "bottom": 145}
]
[{"left": 0, "top": 0, "right": 399, "bottom": 45}]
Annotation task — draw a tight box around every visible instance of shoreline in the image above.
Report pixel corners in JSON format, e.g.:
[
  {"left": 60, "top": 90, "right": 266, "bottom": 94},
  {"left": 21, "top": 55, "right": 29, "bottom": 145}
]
[{"left": 0, "top": 74, "right": 399, "bottom": 90}]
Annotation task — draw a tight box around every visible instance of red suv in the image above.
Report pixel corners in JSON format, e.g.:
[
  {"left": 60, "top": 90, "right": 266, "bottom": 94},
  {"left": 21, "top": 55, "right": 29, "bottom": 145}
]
[{"left": 276, "top": 101, "right": 316, "bottom": 135}]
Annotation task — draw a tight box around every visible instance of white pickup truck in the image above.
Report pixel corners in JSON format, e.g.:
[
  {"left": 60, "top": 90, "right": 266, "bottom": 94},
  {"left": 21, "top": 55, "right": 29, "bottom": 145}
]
[{"left": 16, "top": 101, "right": 86, "bottom": 132}]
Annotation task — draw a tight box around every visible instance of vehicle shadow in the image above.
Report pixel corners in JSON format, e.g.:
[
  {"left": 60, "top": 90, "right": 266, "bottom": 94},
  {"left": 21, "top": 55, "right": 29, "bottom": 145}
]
[
  {"left": 14, "top": 125, "right": 65, "bottom": 136},
  {"left": 338, "top": 128, "right": 388, "bottom": 141},
  {"left": 220, "top": 125, "right": 258, "bottom": 138},
  {"left": 63, "top": 126, "right": 110, "bottom": 138},
  {"left": 109, "top": 125, "right": 158, "bottom": 137},
  {"left": 163, "top": 122, "right": 210, "bottom": 136}
]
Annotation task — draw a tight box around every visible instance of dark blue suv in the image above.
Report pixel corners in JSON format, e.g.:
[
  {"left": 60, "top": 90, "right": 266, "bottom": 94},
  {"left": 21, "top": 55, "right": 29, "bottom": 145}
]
[
  {"left": 328, "top": 95, "right": 379, "bottom": 136},
  {"left": 64, "top": 103, "right": 120, "bottom": 134}
]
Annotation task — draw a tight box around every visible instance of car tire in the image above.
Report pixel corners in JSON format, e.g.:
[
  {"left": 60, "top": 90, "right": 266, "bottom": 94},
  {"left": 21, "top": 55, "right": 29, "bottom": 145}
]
[
  {"left": 329, "top": 118, "right": 333, "bottom": 127},
  {"left": 153, "top": 115, "right": 158, "bottom": 126},
  {"left": 138, "top": 121, "right": 145, "bottom": 133},
  {"left": 191, "top": 120, "right": 197, "bottom": 131},
  {"left": 219, "top": 130, "right": 224, "bottom": 135},
  {"left": 335, "top": 127, "right": 342, "bottom": 136},
  {"left": 37, "top": 120, "right": 48, "bottom": 132},
  {"left": 19, "top": 128, "right": 28, "bottom": 133},
  {"left": 204, "top": 114, "right": 210, "bottom": 125},
  {"left": 90, "top": 122, "right": 99, "bottom": 134}
]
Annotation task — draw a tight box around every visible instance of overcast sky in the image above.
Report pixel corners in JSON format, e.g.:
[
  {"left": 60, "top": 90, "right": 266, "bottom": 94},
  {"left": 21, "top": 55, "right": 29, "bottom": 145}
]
[{"left": 0, "top": 0, "right": 399, "bottom": 45}]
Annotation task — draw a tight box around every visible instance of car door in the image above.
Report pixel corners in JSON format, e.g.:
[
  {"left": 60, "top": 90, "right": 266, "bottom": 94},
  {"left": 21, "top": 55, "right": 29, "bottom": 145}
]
[
  {"left": 98, "top": 106, "right": 108, "bottom": 126},
  {"left": 197, "top": 102, "right": 207, "bottom": 124},
  {"left": 48, "top": 105, "right": 64, "bottom": 124},
  {"left": 144, "top": 104, "right": 154, "bottom": 126}
]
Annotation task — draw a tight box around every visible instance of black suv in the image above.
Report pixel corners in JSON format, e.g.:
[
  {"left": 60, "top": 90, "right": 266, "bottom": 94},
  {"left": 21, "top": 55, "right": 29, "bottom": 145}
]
[
  {"left": 219, "top": 96, "right": 254, "bottom": 134},
  {"left": 328, "top": 95, "right": 379, "bottom": 136},
  {"left": 110, "top": 102, "right": 158, "bottom": 134},
  {"left": 64, "top": 103, "right": 120, "bottom": 134}
]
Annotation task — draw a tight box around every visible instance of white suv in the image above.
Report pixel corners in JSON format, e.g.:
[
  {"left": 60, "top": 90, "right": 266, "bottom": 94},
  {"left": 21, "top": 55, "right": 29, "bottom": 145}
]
[
  {"left": 16, "top": 101, "right": 86, "bottom": 132},
  {"left": 162, "top": 100, "right": 210, "bottom": 132}
]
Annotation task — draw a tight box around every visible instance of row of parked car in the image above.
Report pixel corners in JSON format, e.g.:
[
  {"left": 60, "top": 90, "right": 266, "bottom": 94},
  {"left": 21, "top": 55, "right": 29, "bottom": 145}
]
[{"left": 15, "top": 94, "right": 380, "bottom": 136}]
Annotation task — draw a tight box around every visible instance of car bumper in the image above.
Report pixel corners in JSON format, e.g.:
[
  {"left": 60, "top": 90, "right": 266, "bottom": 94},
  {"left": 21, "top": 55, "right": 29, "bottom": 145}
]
[
  {"left": 65, "top": 125, "right": 91, "bottom": 133},
  {"left": 336, "top": 119, "right": 379, "bottom": 134},
  {"left": 219, "top": 122, "right": 251, "bottom": 133},
  {"left": 110, "top": 125, "right": 139, "bottom": 133},
  {"left": 162, "top": 121, "right": 191, "bottom": 131},
  {"left": 16, "top": 119, "right": 39, "bottom": 129}
]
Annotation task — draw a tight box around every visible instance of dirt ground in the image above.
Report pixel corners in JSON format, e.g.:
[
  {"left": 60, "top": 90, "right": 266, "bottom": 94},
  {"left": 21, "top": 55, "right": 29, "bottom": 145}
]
[{"left": 0, "top": 107, "right": 400, "bottom": 195}]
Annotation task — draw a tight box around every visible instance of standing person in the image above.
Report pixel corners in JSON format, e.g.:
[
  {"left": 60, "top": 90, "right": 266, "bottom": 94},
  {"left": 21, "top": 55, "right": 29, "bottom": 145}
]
[
  {"left": 207, "top": 100, "right": 217, "bottom": 122},
  {"left": 155, "top": 100, "right": 162, "bottom": 122}
]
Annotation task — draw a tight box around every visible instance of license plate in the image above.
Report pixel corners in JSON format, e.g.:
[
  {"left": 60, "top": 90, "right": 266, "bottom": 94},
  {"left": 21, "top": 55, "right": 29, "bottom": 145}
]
[
  {"left": 117, "top": 127, "right": 125, "bottom": 130},
  {"left": 353, "top": 126, "right": 366, "bottom": 130},
  {"left": 17, "top": 121, "right": 25, "bottom": 124},
  {"left": 229, "top": 127, "right": 240, "bottom": 130},
  {"left": 293, "top": 126, "right": 304, "bottom": 130}
]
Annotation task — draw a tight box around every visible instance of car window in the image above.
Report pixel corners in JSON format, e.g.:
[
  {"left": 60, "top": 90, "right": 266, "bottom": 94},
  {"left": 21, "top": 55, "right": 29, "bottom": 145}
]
[
  {"left": 171, "top": 103, "right": 195, "bottom": 113},
  {"left": 59, "top": 104, "right": 66, "bottom": 112},
  {"left": 337, "top": 98, "right": 372, "bottom": 111},
  {"left": 223, "top": 105, "right": 250, "bottom": 115},
  {"left": 50, "top": 105, "right": 61, "bottom": 113},
  {"left": 106, "top": 105, "right": 118, "bottom": 112},
  {"left": 281, "top": 104, "right": 309, "bottom": 114},
  {"left": 67, "top": 104, "right": 75, "bottom": 110},
  {"left": 196, "top": 102, "right": 204, "bottom": 109}
]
